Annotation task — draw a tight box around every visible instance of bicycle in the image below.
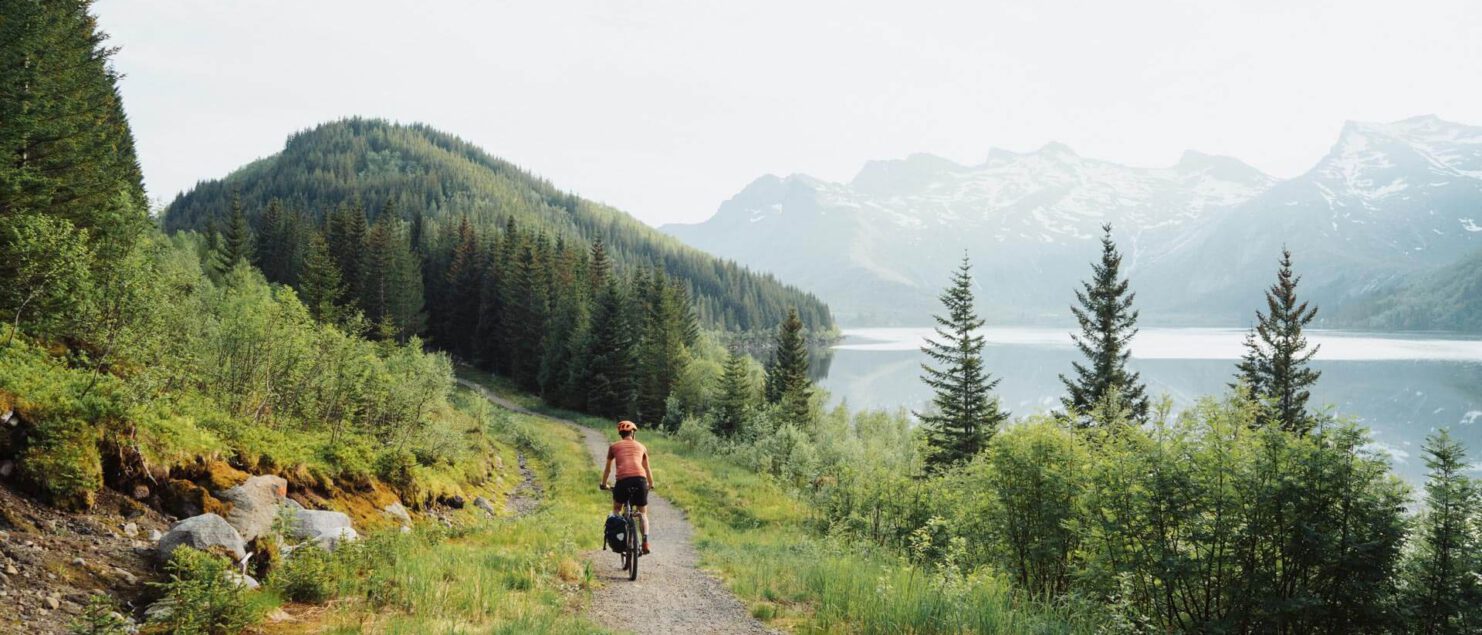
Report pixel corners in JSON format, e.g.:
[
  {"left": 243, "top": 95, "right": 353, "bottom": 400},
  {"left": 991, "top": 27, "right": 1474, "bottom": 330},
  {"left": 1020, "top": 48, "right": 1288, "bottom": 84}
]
[{"left": 599, "top": 483, "right": 642, "bottom": 581}]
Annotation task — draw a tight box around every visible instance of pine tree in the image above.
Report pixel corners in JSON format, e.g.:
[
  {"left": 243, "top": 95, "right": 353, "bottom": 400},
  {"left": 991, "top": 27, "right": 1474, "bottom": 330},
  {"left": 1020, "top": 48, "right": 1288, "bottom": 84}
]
[
  {"left": 918, "top": 255, "right": 1006, "bottom": 467},
  {"left": 1235, "top": 248, "right": 1321, "bottom": 432},
  {"left": 1060, "top": 224, "right": 1149, "bottom": 424},
  {"left": 325, "top": 200, "right": 369, "bottom": 311},
  {"left": 298, "top": 232, "right": 345, "bottom": 323},
  {"left": 361, "top": 211, "right": 425, "bottom": 341},
  {"left": 253, "top": 198, "right": 288, "bottom": 283},
  {"left": 1404, "top": 429, "right": 1482, "bottom": 634},
  {"left": 715, "top": 348, "right": 754, "bottom": 437},
  {"left": 443, "top": 217, "right": 483, "bottom": 358},
  {"left": 210, "top": 195, "right": 253, "bottom": 277},
  {"left": 766, "top": 308, "right": 812, "bottom": 426},
  {"left": 583, "top": 277, "right": 637, "bottom": 420}
]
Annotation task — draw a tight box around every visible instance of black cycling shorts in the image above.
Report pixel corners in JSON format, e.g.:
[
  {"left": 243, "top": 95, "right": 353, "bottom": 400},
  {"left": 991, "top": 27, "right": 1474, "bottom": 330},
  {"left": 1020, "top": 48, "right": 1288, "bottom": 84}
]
[{"left": 613, "top": 476, "right": 648, "bottom": 506}]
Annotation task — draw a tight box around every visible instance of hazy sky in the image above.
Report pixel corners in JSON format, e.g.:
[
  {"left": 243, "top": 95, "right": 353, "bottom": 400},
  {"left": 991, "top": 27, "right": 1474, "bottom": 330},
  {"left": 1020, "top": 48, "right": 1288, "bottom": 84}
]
[{"left": 97, "top": 0, "right": 1482, "bottom": 226}]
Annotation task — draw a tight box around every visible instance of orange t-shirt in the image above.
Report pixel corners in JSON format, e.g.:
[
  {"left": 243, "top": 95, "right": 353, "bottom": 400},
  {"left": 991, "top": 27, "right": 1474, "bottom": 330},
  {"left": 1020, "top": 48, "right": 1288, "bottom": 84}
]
[{"left": 607, "top": 438, "right": 648, "bottom": 480}]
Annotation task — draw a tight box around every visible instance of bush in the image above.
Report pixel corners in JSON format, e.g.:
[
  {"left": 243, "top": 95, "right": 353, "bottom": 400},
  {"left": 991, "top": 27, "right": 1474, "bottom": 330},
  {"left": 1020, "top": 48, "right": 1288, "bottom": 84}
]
[
  {"left": 267, "top": 545, "right": 335, "bottom": 603},
  {"left": 22, "top": 415, "right": 103, "bottom": 510},
  {"left": 69, "top": 594, "right": 132, "bottom": 635},
  {"left": 149, "top": 547, "right": 263, "bottom": 634}
]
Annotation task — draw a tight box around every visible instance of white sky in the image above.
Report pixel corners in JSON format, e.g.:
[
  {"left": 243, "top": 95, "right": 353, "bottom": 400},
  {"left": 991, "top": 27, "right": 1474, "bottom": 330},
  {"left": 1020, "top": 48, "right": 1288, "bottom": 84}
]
[{"left": 97, "top": 0, "right": 1482, "bottom": 226}]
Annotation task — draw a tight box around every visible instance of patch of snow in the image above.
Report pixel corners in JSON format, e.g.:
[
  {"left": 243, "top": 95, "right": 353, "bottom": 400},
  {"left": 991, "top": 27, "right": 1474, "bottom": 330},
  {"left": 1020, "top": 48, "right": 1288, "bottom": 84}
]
[
  {"left": 1461, "top": 410, "right": 1482, "bottom": 426},
  {"left": 1461, "top": 218, "right": 1482, "bottom": 232}
]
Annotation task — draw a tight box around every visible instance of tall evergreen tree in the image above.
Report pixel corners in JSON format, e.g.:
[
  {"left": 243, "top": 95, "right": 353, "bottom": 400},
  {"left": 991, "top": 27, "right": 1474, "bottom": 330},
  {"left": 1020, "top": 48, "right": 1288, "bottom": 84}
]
[
  {"left": 766, "top": 308, "right": 812, "bottom": 426},
  {"left": 1404, "top": 429, "right": 1481, "bottom": 634},
  {"left": 583, "top": 277, "right": 637, "bottom": 420},
  {"left": 298, "top": 232, "right": 344, "bottom": 323},
  {"left": 362, "top": 211, "right": 425, "bottom": 341},
  {"left": 1060, "top": 224, "right": 1149, "bottom": 424},
  {"left": 325, "top": 200, "right": 369, "bottom": 311},
  {"left": 443, "top": 217, "right": 483, "bottom": 358},
  {"left": 1235, "top": 248, "right": 1321, "bottom": 432},
  {"left": 715, "top": 348, "right": 754, "bottom": 437},
  {"left": 918, "top": 255, "right": 1006, "bottom": 467},
  {"left": 210, "top": 195, "right": 253, "bottom": 276},
  {"left": 253, "top": 198, "right": 287, "bottom": 282}
]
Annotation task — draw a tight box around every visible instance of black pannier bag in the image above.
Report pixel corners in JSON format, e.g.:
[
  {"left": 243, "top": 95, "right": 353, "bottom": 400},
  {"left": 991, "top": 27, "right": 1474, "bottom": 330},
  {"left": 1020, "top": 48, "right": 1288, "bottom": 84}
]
[{"left": 604, "top": 515, "right": 627, "bottom": 551}]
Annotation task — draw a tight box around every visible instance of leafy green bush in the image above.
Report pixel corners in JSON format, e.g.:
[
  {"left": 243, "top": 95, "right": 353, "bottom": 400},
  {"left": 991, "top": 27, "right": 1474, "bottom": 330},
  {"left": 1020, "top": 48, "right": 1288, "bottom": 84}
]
[
  {"left": 267, "top": 545, "right": 334, "bottom": 603},
  {"left": 149, "top": 547, "right": 264, "bottom": 634}
]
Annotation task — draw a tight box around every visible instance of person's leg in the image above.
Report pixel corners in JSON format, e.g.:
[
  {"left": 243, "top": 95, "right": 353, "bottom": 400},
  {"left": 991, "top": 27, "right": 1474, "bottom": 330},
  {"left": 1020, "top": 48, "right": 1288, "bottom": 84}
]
[{"left": 637, "top": 505, "right": 650, "bottom": 538}]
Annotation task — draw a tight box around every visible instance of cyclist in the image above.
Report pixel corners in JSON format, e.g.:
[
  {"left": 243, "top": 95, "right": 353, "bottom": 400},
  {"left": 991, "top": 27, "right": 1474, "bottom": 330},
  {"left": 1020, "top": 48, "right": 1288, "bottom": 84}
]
[{"left": 600, "top": 420, "right": 653, "bottom": 554}]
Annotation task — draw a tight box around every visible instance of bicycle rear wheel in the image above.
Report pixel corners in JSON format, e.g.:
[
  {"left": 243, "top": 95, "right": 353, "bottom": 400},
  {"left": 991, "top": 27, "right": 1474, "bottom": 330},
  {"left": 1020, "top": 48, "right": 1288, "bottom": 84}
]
[{"left": 626, "top": 514, "right": 639, "bottom": 581}]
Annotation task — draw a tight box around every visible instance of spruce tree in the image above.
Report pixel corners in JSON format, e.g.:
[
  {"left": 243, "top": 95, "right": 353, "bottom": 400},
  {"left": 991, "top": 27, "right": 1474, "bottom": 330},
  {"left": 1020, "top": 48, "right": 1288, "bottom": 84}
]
[
  {"left": 766, "top": 308, "right": 812, "bottom": 426},
  {"left": 583, "top": 277, "right": 637, "bottom": 420},
  {"left": 1404, "top": 429, "right": 1481, "bottom": 634},
  {"left": 715, "top": 348, "right": 754, "bottom": 437},
  {"left": 298, "top": 232, "right": 344, "bottom": 323},
  {"left": 918, "top": 255, "right": 1006, "bottom": 466},
  {"left": 210, "top": 195, "right": 253, "bottom": 277},
  {"left": 1060, "top": 224, "right": 1149, "bottom": 424},
  {"left": 253, "top": 198, "right": 287, "bottom": 283},
  {"left": 1235, "top": 248, "right": 1321, "bottom": 432},
  {"left": 443, "top": 217, "right": 483, "bottom": 358}
]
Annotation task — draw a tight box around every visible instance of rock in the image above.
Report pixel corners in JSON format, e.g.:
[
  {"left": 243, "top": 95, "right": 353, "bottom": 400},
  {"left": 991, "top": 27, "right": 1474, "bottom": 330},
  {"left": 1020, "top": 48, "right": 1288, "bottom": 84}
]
[
  {"left": 111, "top": 567, "right": 138, "bottom": 586},
  {"left": 3, "top": 564, "right": 14, "bottom": 576},
  {"left": 0, "top": 460, "right": 13, "bottom": 478},
  {"left": 382, "top": 502, "right": 411, "bottom": 524},
  {"left": 290, "top": 509, "right": 358, "bottom": 551},
  {"left": 121, "top": 522, "right": 138, "bottom": 538},
  {"left": 0, "top": 409, "right": 13, "bottom": 425},
  {"left": 473, "top": 496, "right": 496, "bottom": 516},
  {"left": 218, "top": 475, "right": 287, "bottom": 542},
  {"left": 283, "top": 498, "right": 305, "bottom": 511},
  {"left": 42, "top": 596, "right": 58, "bottom": 610},
  {"left": 148, "top": 529, "right": 163, "bottom": 542},
  {"left": 70, "top": 557, "right": 84, "bottom": 567},
  {"left": 266, "top": 607, "right": 294, "bottom": 623},
  {"left": 143, "top": 598, "right": 175, "bottom": 621},
  {"left": 157, "top": 513, "right": 246, "bottom": 561},
  {"left": 225, "top": 571, "right": 259, "bottom": 590},
  {"left": 131, "top": 484, "right": 150, "bottom": 500},
  {"left": 399, "top": 525, "right": 411, "bottom": 534}
]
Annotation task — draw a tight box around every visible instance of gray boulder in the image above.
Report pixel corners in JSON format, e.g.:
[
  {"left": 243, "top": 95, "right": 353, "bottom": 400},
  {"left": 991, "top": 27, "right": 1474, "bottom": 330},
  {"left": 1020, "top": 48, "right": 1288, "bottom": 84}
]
[
  {"left": 290, "top": 509, "right": 358, "bottom": 551},
  {"left": 157, "top": 513, "right": 246, "bottom": 561},
  {"left": 382, "top": 502, "right": 411, "bottom": 524},
  {"left": 218, "top": 475, "right": 287, "bottom": 542},
  {"left": 473, "top": 496, "right": 496, "bottom": 516}
]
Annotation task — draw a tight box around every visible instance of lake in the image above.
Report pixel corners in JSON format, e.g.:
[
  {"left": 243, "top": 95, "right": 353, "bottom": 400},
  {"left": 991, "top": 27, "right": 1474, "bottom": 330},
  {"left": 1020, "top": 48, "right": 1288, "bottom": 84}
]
[{"left": 817, "top": 327, "right": 1482, "bottom": 486}]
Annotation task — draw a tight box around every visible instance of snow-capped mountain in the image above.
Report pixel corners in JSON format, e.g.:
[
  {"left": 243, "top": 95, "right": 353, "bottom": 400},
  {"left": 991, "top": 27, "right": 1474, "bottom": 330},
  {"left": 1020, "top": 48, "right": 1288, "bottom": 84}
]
[{"left": 663, "top": 115, "right": 1482, "bottom": 326}]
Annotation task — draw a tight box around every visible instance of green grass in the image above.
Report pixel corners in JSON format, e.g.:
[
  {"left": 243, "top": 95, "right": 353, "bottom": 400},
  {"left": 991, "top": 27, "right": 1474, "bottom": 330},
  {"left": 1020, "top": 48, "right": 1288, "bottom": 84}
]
[
  {"left": 464, "top": 379, "right": 1100, "bottom": 634},
  {"left": 268, "top": 386, "right": 611, "bottom": 634}
]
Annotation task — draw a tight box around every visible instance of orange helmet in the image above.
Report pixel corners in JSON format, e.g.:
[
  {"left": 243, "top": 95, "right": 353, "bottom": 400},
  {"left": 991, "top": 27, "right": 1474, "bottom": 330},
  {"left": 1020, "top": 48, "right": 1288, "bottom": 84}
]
[{"left": 617, "top": 420, "right": 638, "bottom": 433}]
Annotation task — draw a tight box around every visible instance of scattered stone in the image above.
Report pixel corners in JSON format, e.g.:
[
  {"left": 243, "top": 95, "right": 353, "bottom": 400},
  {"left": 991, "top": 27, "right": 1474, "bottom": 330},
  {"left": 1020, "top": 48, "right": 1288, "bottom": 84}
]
[
  {"left": 225, "top": 571, "right": 259, "bottom": 590},
  {"left": 42, "top": 596, "right": 59, "bottom": 610},
  {"left": 0, "top": 409, "right": 13, "bottom": 425},
  {"left": 0, "top": 460, "right": 14, "bottom": 478},
  {"left": 143, "top": 598, "right": 175, "bottom": 621},
  {"left": 283, "top": 498, "right": 304, "bottom": 511},
  {"left": 382, "top": 502, "right": 411, "bottom": 524},
  {"left": 70, "top": 557, "right": 84, "bottom": 567},
  {"left": 473, "top": 496, "right": 496, "bottom": 516},
  {"left": 4, "top": 564, "right": 16, "bottom": 576},
  {"left": 157, "top": 513, "right": 246, "bottom": 561},
  {"left": 131, "top": 484, "right": 150, "bottom": 500},
  {"left": 121, "top": 522, "right": 139, "bottom": 538},
  {"left": 399, "top": 525, "right": 411, "bottom": 534},
  {"left": 266, "top": 607, "right": 294, "bottom": 623},
  {"left": 290, "top": 509, "right": 358, "bottom": 551},
  {"left": 218, "top": 475, "right": 288, "bottom": 542},
  {"left": 111, "top": 567, "right": 138, "bottom": 585},
  {"left": 148, "top": 529, "right": 163, "bottom": 542}
]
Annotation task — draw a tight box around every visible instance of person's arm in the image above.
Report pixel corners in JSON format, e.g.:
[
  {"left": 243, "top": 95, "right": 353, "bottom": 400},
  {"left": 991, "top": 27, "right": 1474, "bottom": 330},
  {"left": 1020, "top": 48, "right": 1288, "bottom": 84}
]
[
  {"left": 600, "top": 446, "right": 614, "bottom": 488},
  {"left": 642, "top": 450, "right": 654, "bottom": 490}
]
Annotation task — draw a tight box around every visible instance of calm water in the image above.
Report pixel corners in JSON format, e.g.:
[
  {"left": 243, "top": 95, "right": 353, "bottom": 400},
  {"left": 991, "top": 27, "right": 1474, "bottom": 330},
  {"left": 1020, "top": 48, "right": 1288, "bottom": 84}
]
[{"left": 817, "top": 327, "right": 1482, "bottom": 486}]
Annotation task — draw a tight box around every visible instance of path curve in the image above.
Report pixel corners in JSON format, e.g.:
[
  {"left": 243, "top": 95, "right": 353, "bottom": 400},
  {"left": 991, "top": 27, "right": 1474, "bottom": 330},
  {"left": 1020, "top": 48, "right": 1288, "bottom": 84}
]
[{"left": 456, "top": 379, "right": 775, "bottom": 635}]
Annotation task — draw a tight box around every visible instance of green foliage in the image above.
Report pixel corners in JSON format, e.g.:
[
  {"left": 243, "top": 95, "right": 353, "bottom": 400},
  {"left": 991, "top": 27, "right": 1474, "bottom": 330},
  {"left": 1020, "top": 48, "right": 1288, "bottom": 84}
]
[
  {"left": 714, "top": 347, "right": 757, "bottom": 437},
  {"left": 978, "top": 420, "right": 1085, "bottom": 597},
  {"left": 918, "top": 255, "right": 1006, "bottom": 467},
  {"left": 1236, "top": 248, "right": 1322, "bottom": 432},
  {"left": 149, "top": 547, "right": 264, "bottom": 635},
  {"left": 1402, "top": 429, "right": 1482, "bottom": 634},
  {"left": 1, "top": 213, "right": 94, "bottom": 341},
  {"left": 267, "top": 544, "right": 334, "bottom": 603},
  {"left": 1060, "top": 224, "right": 1149, "bottom": 424},
  {"left": 68, "top": 594, "right": 131, "bottom": 635},
  {"left": 764, "top": 308, "right": 812, "bottom": 427}
]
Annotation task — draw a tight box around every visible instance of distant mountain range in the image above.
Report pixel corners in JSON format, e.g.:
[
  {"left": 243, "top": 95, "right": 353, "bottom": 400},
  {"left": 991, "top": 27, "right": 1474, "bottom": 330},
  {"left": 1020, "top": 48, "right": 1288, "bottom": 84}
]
[{"left": 663, "top": 115, "right": 1482, "bottom": 329}]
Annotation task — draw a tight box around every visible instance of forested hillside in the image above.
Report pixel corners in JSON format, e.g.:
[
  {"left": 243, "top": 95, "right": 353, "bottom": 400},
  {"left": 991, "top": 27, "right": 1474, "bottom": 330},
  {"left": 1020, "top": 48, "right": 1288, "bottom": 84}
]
[
  {"left": 1335, "top": 245, "right": 1482, "bottom": 331},
  {"left": 161, "top": 119, "right": 833, "bottom": 333}
]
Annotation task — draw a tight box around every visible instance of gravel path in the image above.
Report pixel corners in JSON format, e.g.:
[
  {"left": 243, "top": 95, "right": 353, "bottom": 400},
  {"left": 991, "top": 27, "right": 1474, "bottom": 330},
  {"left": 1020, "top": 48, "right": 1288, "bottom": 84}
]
[{"left": 455, "top": 379, "right": 775, "bottom": 635}]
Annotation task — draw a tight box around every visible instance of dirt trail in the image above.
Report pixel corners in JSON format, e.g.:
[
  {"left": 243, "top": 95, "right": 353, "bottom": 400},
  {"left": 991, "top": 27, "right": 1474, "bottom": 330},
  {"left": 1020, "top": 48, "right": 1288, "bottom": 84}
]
[{"left": 455, "top": 379, "right": 774, "bottom": 635}]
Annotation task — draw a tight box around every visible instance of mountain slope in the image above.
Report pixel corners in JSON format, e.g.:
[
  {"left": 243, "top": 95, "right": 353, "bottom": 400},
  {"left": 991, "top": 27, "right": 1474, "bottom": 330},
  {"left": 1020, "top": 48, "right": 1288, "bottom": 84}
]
[
  {"left": 665, "top": 143, "right": 1275, "bottom": 324},
  {"left": 1333, "top": 245, "right": 1482, "bottom": 331},
  {"left": 162, "top": 118, "right": 832, "bottom": 332},
  {"left": 665, "top": 115, "right": 1482, "bottom": 327}
]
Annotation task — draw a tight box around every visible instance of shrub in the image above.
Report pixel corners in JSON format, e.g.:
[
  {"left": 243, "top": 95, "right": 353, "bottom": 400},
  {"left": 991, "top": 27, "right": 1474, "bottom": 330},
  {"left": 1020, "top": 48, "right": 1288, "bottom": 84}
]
[
  {"left": 69, "top": 594, "right": 131, "bottom": 635},
  {"left": 22, "top": 415, "right": 103, "bottom": 510},
  {"left": 149, "top": 547, "right": 263, "bottom": 634},
  {"left": 267, "top": 545, "right": 335, "bottom": 603}
]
